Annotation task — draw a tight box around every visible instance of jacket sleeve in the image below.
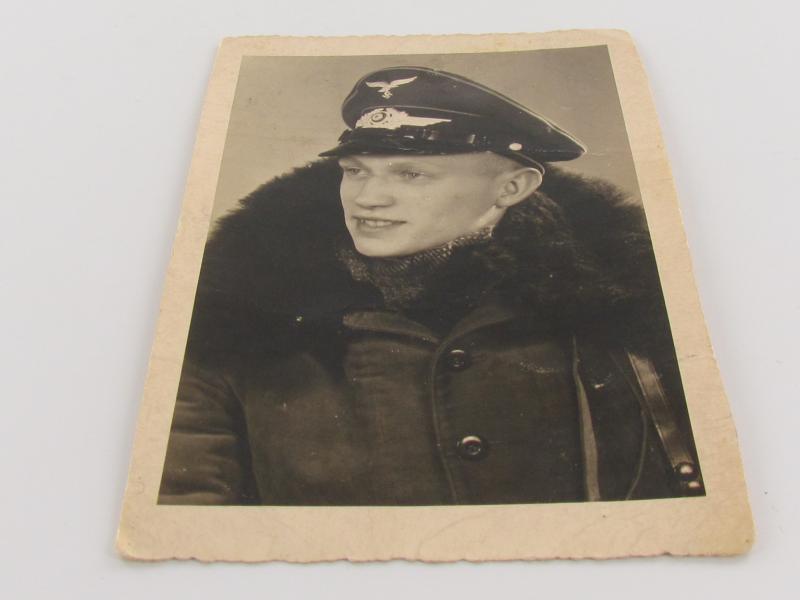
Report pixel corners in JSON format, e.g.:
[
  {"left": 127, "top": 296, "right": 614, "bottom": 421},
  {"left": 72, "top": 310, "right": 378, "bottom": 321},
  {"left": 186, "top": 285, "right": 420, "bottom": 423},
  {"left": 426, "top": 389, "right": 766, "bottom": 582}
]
[{"left": 157, "top": 360, "right": 258, "bottom": 505}]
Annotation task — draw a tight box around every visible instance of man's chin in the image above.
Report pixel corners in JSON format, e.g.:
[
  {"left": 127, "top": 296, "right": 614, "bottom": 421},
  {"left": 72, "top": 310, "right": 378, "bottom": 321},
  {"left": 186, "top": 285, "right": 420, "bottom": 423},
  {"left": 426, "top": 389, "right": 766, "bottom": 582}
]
[
  {"left": 352, "top": 242, "right": 403, "bottom": 258},
  {"left": 350, "top": 235, "right": 418, "bottom": 258}
]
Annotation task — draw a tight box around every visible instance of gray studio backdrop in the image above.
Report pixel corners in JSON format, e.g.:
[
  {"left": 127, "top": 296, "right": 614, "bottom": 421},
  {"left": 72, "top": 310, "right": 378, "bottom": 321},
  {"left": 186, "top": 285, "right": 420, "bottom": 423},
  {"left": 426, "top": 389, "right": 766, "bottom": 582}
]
[{"left": 211, "top": 45, "right": 640, "bottom": 224}]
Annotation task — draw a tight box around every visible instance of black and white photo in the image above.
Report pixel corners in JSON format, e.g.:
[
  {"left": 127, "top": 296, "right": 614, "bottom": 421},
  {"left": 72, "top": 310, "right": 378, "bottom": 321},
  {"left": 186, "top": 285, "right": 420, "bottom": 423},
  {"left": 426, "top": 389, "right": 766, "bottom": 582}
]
[
  {"left": 117, "top": 32, "right": 752, "bottom": 561},
  {"left": 158, "top": 58, "right": 703, "bottom": 506}
]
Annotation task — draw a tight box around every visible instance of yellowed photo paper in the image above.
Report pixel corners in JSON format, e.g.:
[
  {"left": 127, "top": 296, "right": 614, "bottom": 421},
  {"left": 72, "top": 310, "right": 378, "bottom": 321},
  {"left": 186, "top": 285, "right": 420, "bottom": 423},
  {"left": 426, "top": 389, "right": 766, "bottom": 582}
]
[{"left": 117, "top": 30, "right": 753, "bottom": 561}]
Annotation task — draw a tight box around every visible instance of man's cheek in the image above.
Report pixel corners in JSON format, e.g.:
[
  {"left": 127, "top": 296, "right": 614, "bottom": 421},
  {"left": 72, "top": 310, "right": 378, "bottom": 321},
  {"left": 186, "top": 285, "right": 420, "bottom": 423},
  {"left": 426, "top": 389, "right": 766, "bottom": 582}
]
[
  {"left": 430, "top": 209, "right": 453, "bottom": 230},
  {"left": 339, "top": 182, "right": 359, "bottom": 207}
]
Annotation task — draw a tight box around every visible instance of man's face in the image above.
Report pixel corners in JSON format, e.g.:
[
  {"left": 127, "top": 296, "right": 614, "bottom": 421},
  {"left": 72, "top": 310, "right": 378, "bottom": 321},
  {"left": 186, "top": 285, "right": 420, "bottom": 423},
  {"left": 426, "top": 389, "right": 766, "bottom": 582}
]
[{"left": 338, "top": 153, "right": 515, "bottom": 257}]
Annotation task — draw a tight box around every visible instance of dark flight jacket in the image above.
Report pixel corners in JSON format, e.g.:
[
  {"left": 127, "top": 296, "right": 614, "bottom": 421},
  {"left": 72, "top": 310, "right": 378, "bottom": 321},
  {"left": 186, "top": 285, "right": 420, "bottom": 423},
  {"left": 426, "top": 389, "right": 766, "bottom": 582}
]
[{"left": 157, "top": 159, "right": 704, "bottom": 506}]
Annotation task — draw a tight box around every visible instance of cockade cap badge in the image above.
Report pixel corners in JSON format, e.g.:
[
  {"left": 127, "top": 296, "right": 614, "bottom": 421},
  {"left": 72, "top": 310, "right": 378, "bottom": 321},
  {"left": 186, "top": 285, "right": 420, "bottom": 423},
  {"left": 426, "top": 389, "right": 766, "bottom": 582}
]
[{"left": 365, "top": 76, "right": 418, "bottom": 98}]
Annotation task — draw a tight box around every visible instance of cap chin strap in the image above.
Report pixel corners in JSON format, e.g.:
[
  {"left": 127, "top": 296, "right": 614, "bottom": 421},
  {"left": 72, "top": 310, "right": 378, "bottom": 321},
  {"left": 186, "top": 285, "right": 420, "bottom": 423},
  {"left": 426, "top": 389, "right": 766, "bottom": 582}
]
[{"left": 327, "top": 127, "right": 547, "bottom": 172}]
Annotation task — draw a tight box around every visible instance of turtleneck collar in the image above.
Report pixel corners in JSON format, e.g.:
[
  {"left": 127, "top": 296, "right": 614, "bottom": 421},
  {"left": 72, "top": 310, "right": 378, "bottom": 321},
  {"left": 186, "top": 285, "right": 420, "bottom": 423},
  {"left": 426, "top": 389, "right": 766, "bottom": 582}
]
[{"left": 337, "top": 227, "right": 495, "bottom": 309}]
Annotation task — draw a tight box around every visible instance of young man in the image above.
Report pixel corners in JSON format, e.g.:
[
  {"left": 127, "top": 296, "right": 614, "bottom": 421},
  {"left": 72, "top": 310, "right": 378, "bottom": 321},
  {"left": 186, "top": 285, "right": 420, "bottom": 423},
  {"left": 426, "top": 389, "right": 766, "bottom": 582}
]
[{"left": 159, "top": 67, "right": 703, "bottom": 505}]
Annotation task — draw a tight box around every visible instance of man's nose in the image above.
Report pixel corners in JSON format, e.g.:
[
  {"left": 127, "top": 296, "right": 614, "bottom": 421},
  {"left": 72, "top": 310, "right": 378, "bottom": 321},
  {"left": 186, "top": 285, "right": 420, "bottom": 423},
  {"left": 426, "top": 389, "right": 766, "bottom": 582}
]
[{"left": 352, "top": 176, "right": 395, "bottom": 209}]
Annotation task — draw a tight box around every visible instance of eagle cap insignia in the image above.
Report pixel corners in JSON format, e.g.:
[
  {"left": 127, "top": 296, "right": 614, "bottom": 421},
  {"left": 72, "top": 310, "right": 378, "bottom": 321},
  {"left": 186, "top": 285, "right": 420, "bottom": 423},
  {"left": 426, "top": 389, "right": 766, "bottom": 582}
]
[{"left": 365, "top": 76, "right": 417, "bottom": 99}]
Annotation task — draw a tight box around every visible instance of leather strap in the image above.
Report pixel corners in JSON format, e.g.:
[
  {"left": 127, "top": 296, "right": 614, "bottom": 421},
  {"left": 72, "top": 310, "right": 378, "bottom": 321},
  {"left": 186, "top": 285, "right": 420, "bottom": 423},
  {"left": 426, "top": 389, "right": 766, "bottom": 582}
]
[{"left": 624, "top": 350, "right": 704, "bottom": 496}]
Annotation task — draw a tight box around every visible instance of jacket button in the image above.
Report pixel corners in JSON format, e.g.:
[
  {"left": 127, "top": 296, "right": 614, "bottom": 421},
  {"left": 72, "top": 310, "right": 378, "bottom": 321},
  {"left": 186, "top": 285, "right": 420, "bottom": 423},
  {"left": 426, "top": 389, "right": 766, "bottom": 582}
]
[
  {"left": 445, "top": 348, "right": 470, "bottom": 371},
  {"left": 456, "top": 435, "right": 488, "bottom": 460}
]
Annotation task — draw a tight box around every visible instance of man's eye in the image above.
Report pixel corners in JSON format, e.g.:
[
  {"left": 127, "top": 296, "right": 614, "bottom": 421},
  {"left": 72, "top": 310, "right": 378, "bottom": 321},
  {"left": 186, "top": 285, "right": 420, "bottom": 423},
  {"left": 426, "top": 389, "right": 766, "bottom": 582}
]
[
  {"left": 342, "top": 167, "right": 362, "bottom": 176},
  {"left": 401, "top": 170, "right": 424, "bottom": 180}
]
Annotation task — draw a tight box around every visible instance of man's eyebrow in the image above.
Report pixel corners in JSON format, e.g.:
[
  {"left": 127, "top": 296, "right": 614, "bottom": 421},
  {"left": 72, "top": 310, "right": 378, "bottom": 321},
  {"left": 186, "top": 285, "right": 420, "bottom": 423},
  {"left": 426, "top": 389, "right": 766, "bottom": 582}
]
[
  {"left": 386, "top": 160, "right": 439, "bottom": 172},
  {"left": 338, "top": 156, "right": 365, "bottom": 166}
]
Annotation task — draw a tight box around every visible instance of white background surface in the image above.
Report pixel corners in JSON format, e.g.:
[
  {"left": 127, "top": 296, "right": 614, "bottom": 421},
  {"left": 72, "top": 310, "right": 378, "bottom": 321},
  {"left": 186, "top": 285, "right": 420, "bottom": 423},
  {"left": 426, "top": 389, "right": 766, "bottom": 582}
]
[{"left": 1, "top": 1, "right": 797, "bottom": 598}]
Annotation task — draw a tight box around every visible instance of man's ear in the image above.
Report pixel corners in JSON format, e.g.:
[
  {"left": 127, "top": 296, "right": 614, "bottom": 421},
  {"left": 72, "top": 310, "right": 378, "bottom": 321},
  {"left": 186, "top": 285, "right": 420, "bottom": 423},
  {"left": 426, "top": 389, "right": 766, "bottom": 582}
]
[{"left": 496, "top": 168, "right": 543, "bottom": 208}]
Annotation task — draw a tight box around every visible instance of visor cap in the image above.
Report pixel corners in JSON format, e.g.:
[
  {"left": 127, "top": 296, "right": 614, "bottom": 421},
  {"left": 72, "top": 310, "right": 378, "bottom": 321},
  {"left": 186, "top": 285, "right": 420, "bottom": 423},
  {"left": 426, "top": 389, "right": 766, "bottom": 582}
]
[{"left": 320, "top": 66, "right": 586, "bottom": 168}]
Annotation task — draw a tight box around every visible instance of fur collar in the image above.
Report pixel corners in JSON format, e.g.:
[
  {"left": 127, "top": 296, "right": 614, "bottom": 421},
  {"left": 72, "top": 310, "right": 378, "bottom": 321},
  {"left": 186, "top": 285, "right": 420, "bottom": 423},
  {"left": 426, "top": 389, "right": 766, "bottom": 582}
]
[{"left": 186, "top": 159, "right": 670, "bottom": 365}]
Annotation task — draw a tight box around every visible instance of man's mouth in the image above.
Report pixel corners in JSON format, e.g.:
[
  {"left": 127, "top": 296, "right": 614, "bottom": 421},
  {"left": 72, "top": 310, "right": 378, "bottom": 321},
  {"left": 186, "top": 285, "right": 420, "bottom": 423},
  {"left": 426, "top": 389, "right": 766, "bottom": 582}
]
[{"left": 353, "top": 217, "right": 405, "bottom": 230}]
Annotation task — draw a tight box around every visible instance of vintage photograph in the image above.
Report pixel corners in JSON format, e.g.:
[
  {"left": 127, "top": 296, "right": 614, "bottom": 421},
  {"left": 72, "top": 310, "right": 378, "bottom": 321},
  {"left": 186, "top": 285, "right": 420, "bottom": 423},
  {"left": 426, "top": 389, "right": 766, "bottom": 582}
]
[
  {"left": 118, "top": 32, "right": 752, "bottom": 562},
  {"left": 158, "top": 47, "right": 703, "bottom": 506}
]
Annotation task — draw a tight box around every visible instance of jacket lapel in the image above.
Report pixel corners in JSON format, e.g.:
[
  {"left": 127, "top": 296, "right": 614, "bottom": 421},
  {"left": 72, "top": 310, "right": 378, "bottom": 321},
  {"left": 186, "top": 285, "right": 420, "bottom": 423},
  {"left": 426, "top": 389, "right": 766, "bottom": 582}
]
[{"left": 575, "top": 338, "right": 647, "bottom": 500}]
